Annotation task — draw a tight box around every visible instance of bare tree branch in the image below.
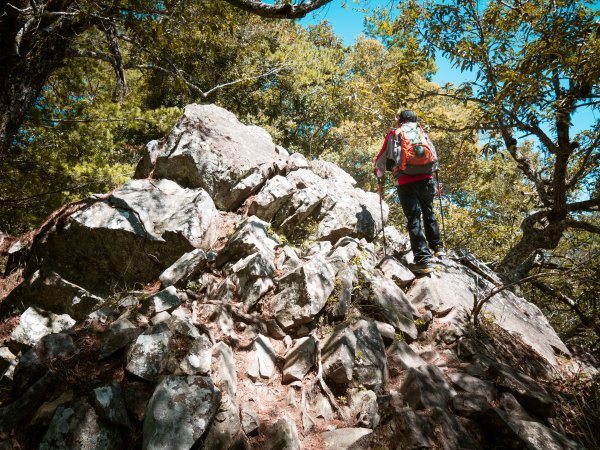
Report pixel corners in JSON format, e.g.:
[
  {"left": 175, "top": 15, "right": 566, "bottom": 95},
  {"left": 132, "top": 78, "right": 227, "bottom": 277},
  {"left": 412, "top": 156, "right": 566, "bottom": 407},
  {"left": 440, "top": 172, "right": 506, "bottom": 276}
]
[
  {"left": 565, "top": 219, "right": 600, "bottom": 235},
  {"left": 220, "top": 0, "right": 333, "bottom": 19}
]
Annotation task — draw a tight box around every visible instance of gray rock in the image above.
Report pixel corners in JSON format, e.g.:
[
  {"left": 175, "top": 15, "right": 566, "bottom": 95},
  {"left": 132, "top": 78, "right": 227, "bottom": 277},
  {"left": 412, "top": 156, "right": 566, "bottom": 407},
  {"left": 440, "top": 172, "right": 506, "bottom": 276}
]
[
  {"left": 0, "top": 347, "right": 17, "bottom": 380},
  {"left": 451, "top": 393, "right": 491, "bottom": 418},
  {"left": 0, "top": 372, "right": 55, "bottom": 433},
  {"left": 143, "top": 375, "right": 220, "bottom": 450},
  {"left": 448, "top": 372, "right": 496, "bottom": 402},
  {"left": 488, "top": 363, "right": 554, "bottom": 418},
  {"left": 135, "top": 104, "right": 283, "bottom": 210},
  {"left": 376, "top": 256, "right": 415, "bottom": 288},
  {"left": 389, "top": 407, "right": 434, "bottom": 449},
  {"left": 327, "top": 237, "right": 361, "bottom": 273},
  {"left": 348, "top": 389, "right": 380, "bottom": 428},
  {"left": 407, "top": 259, "right": 569, "bottom": 367},
  {"left": 254, "top": 334, "right": 276, "bottom": 379},
  {"left": 316, "top": 183, "right": 386, "bottom": 243},
  {"left": 159, "top": 249, "right": 207, "bottom": 287},
  {"left": 123, "top": 382, "right": 154, "bottom": 423},
  {"left": 320, "top": 428, "right": 373, "bottom": 450},
  {"left": 11, "top": 306, "right": 75, "bottom": 347},
  {"left": 483, "top": 407, "right": 583, "bottom": 450},
  {"left": 248, "top": 175, "right": 296, "bottom": 222},
  {"left": 126, "top": 324, "right": 171, "bottom": 382},
  {"left": 330, "top": 267, "right": 356, "bottom": 320},
  {"left": 212, "top": 342, "right": 237, "bottom": 397},
  {"left": 241, "top": 403, "right": 260, "bottom": 436},
  {"left": 352, "top": 320, "right": 387, "bottom": 390},
  {"left": 30, "top": 390, "right": 74, "bottom": 427},
  {"left": 93, "top": 384, "right": 130, "bottom": 427},
  {"left": 150, "top": 311, "right": 171, "bottom": 325},
  {"left": 4, "top": 270, "right": 103, "bottom": 319},
  {"left": 216, "top": 216, "right": 279, "bottom": 267},
  {"left": 386, "top": 340, "right": 427, "bottom": 374},
  {"left": 379, "top": 226, "right": 411, "bottom": 257},
  {"left": 322, "top": 320, "right": 386, "bottom": 390},
  {"left": 13, "top": 333, "right": 75, "bottom": 397},
  {"left": 99, "top": 318, "right": 141, "bottom": 360},
  {"left": 371, "top": 276, "right": 418, "bottom": 340},
  {"left": 140, "top": 286, "right": 183, "bottom": 316},
  {"left": 179, "top": 334, "right": 212, "bottom": 375},
  {"left": 400, "top": 364, "right": 455, "bottom": 410},
  {"left": 283, "top": 336, "right": 317, "bottom": 383},
  {"left": 202, "top": 392, "right": 247, "bottom": 450},
  {"left": 271, "top": 255, "right": 336, "bottom": 330},
  {"left": 40, "top": 399, "right": 124, "bottom": 450},
  {"left": 229, "top": 251, "right": 275, "bottom": 310},
  {"left": 264, "top": 417, "right": 301, "bottom": 450},
  {"left": 20, "top": 179, "right": 218, "bottom": 298}
]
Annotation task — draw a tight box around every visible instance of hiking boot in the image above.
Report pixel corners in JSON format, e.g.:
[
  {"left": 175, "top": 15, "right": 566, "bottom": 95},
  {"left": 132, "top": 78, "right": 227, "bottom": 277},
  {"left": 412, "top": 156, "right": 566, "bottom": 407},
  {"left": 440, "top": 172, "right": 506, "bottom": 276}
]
[
  {"left": 409, "top": 261, "right": 434, "bottom": 274},
  {"left": 434, "top": 246, "right": 446, "bottom": 257}
]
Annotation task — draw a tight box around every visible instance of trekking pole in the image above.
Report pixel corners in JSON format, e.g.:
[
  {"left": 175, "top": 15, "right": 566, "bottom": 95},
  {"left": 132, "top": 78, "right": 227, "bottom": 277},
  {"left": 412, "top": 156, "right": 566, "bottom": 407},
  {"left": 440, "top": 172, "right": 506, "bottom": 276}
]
[
  {"left": 435, "top": 171, "right": 447, "bottom": 248},
  {"left": 377, "top": 177, "right": 388, "bottom": 256}
]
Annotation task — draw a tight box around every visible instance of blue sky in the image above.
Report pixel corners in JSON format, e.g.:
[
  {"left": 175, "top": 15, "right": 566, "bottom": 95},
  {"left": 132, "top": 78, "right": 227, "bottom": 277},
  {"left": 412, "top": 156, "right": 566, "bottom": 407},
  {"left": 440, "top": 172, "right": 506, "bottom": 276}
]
[
  {"left": 298, "top": 0, "right": 472, "bottom": 86},
  {"left": 299, "top": 0, "right": 598, "bottom": 134}
]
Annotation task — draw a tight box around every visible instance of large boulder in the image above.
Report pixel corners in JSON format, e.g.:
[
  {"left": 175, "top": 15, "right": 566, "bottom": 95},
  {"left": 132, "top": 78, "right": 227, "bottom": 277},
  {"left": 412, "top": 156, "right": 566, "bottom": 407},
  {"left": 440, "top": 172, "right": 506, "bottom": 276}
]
[
  {"left": 10, "top": 179, "right": 218, "bottom": 303},
  {"left": 135, "top": 104, "right": 286, "bottom": 210},
  {"left": 407, "top": 258, "right": 569, "bottom": 366}
]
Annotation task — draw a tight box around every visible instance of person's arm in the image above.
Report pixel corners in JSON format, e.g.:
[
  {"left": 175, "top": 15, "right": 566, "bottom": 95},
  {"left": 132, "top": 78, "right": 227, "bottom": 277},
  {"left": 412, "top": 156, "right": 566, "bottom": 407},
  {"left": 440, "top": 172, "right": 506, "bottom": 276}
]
[{"left": 374, "top": 131, "right": 393, "bottom": 177}]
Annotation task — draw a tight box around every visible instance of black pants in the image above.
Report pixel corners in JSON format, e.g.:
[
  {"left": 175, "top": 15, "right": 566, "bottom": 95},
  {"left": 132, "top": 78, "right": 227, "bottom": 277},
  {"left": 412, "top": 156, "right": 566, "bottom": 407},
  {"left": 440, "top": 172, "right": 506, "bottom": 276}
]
[{"left": 396, "top": 178, "right": 443, "bottom": 264}]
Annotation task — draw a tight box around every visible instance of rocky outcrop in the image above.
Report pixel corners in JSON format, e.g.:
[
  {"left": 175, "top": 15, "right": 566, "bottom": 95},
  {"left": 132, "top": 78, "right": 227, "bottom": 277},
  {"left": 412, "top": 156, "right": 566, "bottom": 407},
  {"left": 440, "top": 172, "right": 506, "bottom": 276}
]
[{"left": 0, "top": 104, "right": 594, "bottom": 450}]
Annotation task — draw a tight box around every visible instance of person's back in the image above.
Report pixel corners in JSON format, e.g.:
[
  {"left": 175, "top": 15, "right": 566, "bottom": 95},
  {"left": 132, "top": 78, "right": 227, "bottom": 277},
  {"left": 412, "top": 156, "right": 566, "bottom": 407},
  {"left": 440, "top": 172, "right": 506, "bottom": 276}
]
[{"left": 374, "top": 110, "right": 445, "bottom": 274}]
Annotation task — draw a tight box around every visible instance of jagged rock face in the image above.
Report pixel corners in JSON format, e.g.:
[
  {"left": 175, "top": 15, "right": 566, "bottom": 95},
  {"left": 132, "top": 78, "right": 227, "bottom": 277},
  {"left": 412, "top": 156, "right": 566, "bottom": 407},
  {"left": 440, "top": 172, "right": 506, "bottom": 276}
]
[
  {"left": 134, "top": 104, "right": 286, "bottom": 211},
  {"left": 0, "top": 104, "right": 594, "bottom": 450}
]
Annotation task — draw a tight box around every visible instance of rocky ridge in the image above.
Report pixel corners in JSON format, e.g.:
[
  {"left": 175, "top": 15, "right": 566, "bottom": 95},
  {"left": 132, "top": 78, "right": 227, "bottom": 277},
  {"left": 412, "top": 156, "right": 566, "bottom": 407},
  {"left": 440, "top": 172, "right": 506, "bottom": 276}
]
[{"left": 0, "top": 104, "right": 596, "bottom": 449}]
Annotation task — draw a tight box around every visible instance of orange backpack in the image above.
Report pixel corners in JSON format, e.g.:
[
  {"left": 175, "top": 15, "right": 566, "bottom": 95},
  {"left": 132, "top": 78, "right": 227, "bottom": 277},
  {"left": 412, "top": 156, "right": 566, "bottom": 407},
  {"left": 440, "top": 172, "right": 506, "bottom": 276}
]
[{"left": 390, "top": 123, "right": 439, "bottom": 177}]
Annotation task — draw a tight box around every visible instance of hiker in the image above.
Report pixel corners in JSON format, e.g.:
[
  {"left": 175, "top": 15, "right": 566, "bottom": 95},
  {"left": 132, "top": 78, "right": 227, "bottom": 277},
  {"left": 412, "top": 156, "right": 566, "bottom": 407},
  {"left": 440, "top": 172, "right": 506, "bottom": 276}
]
[{"left": 374, "top": 109, "right": 445, "bottom": 274}]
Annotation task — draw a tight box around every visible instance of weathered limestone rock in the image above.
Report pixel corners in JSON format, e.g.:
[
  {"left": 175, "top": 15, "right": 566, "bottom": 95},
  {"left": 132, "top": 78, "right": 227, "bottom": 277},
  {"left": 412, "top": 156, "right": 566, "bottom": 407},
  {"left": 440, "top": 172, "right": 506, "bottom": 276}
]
[
  {"left": 13, "top": 333, "right": 75, "bottom": 397},
  {"left": 451, "top": 393, "right": 491, "bottom": 418},
  {"left": 449, "top": 372, "right": 496, "bottom": 402},
  {"left": 140, "top": 286, "right": 183, "bottom": 316},
  {"left": 263, "top": 417, "right": 301, "bottom": 450},
  {"left": 216, "top": 216, "right": 279, "bottom": 267},
  {"left": 283, "top": 336, "right": 317, "bottom": 383},
  {"left": 271, "top": 255, "right": 336, "bottom": 330},
  {"left": 203, "top": 341, "right": 245, "bottom": 450},
  {"left": 126, "top": 323, "right": 171, "bottom": 382},
  {"left": 247, "top": 334, "right": 276, "bottom": 380},
  {"left": 348, "top": 389, "right": 380, "bottom": 428},
  {"left": 320, "top": 428, "right": 373, "bottom": 450},
  {"left": 386, "top": 340, "right": 427, "bottom": 375},
  {"left": 99, "top": 318, "right": 141, "bottom": 360},
  {"left": 143, "top": 375, "right": 220, "bottom": 450},
  {"left": 93, "top": 384, "right": 130, "bottom": 427},
  {"left": 4, "top": 270, "right": 103, "bottom": 319},
  {"left": 488, "top": 362, "right": 555, "bottom": 417},
  {"left": 241, "top": 403, "right": 260, "bottom": 436},
  {"left": 11, "top": 306, "right": 76, "bottom": 347},
  {"left": 400, "top": 364, "right": 455, "bottom": 410},
  {"left": 20, "top": 179, "right": 218, "bottom": 297},
  {"left": 179, "top": 334, "right": 213, "bottom": 375},
  {"left": 0, "top": 347, "right": 17, "bottom": 380},
  {"left": 322, "top": 320, "right": 386, "bottom": 390},
  {"left": 135, "top": 104, "right": 283, "bottom": 210},
  {"left": 371, "top": 276, "right": 418, "bottom": 340},
  {"left": 247, "top": 175, "right": 296, "bottom": 222},
  {"left": 159, "top": 249, "right": 207, "bottom": 287},
  {"left": 316, "top": 184, "right": 386, "bottom": 242},
  {"left": 408, "top": 258, "right": 569, "bottom": 366},
  {"left": 229, "top": 251, "right": 275, "bottom": 310},
  {"left": 40, "top": 399, "right": 125, "bottom": 450},
  {"left": 376, "top": 256, "right": 415, "bottom": 288}
]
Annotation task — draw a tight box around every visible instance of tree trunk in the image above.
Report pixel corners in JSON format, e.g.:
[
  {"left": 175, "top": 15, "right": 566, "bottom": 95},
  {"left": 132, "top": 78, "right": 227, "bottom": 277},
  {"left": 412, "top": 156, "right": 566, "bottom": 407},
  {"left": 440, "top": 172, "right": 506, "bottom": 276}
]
[
  {"left": 498, "top": 214, "right": 566, "bottom": 281},
  {"left": 0, "top": 16, "right": 86, "bottom": 169}
]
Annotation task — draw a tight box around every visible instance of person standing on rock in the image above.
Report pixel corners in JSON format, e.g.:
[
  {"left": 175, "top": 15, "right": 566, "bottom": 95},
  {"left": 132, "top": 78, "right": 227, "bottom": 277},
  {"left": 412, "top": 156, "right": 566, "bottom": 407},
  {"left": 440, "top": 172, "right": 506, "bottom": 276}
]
[{"left": 374, "top": 109, "right": 445, "bottom": 274}]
